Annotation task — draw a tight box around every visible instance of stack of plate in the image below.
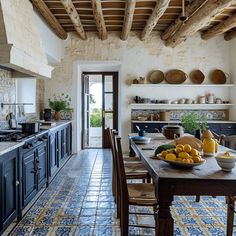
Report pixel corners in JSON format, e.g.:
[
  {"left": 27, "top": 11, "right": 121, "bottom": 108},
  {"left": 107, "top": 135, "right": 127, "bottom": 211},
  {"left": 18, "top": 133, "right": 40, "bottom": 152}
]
[{"left": 131, "top": 136, "right": 151, "bottom": 144}]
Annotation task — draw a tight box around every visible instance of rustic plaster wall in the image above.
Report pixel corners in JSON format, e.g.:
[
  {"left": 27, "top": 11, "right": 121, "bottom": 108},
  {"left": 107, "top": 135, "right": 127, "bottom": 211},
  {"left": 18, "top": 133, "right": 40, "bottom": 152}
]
[{"left": 44, "top": 32, "right": 231, "bottom": 151}]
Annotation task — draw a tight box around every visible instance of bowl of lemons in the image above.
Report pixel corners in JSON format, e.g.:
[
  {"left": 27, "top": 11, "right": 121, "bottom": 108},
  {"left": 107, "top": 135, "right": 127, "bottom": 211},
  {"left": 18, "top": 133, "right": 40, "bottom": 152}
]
[
  {"left": 156, "top": 144, "right": 205, "bottom": 168},
  {"left": 215, "top": 151, "right": 236, "bottom": 172}
]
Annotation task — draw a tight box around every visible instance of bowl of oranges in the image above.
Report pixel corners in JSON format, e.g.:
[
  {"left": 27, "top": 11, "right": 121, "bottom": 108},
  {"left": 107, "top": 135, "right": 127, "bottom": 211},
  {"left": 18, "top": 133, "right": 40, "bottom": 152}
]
[{"left": 157, "top": 144, "right": 205, "bottom": 168}]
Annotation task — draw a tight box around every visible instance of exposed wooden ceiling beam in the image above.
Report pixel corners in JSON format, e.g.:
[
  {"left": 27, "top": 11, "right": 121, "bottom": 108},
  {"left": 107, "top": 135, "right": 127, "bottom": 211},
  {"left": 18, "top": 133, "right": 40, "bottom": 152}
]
[
  {"left": 91, "top": 0, "right": 108, "bottom": 40},
  {"left": 141, "top": 0, "right": 171, "bottom": 40},
  {"left": 165, "top": 0, "right": 235, "bottom": 48},
  {"left": 224, "top": 29, "right": 236, "bottom": 40},
  {"left": 202, "top": 12, "right": 236, "bottom": 40},
  {"left": 31, "top": 0, "right": 67, "bottom": 40},
  {"left": 161, "top": 0, "right": 208, "bottom": 41},
  {"left": 60, "top": 0, "right": 87, "bottom": 40},
  {"left": 121, "top": 0, "right": 136, "bottom": 40}
]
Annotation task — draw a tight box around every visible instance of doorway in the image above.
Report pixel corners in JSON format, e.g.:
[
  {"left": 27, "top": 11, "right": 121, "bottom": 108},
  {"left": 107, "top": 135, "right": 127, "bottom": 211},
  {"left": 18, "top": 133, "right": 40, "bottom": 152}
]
[{"left": 82, "top": 72, "right": 118, "bottom": 148}]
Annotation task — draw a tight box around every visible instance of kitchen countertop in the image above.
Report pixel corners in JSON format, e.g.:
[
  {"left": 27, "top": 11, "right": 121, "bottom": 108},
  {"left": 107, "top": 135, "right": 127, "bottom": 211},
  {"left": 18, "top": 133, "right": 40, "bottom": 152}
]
[
  {"left": 131, "top": 120, "right": 236, "bottom": 123},
  {"left": 0, "top": 142, "right": 24, "bottom": 156},
  {"left": 40, "top": 120, "right": 72, "bottom": 131},
  {"left": 0, "top": 121, "right": 72, "bottom": 156}
]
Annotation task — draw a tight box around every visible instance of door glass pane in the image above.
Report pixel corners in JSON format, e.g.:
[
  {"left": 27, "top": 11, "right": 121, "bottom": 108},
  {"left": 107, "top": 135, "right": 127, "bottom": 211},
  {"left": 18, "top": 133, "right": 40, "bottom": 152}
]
[
  {"left": 105, "top": 113, "right": 113, "bottom": 129},
  {"left": 105, "top": 93, "right": 113, "bottom": 111},
  {"left": 104, "top": 75, "right": 113, "bottom": 92}
]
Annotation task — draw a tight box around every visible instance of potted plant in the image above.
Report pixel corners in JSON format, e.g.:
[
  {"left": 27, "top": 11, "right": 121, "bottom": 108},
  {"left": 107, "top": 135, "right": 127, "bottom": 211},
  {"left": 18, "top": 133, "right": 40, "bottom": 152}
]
[
  {"left": 180, "top": 112, "right": 207, "bottom": 139},
  {"left": 48, "top": 93, "right": 72, "bottom": 121}
]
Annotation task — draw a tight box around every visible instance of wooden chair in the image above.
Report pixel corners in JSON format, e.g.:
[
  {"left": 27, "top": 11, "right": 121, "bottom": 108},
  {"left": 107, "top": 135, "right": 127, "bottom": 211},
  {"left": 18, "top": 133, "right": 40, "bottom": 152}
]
[
  {"left": 220, "top": 135, "right": 236, "bottom": 236},
  {"left": 115, "top": 136, "right": 158, "bottom": 236},
  {"left": 107, "top": 128, "right": 150, "bottom": 210}
]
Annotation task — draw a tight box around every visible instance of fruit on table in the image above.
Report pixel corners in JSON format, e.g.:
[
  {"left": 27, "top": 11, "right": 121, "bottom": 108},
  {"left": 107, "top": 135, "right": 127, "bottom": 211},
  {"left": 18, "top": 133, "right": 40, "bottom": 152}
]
[
  {"left": 220, "top": 151, "right": 235, "bottom": 158},
  {"left": 174, "top": 136, "right": 202, "bottom": 151},
  {"left": 154, "top": 144, "right": 176, "bottom": 156},
  {"left": 159, "top": 144, "right": 204, "bottom": 164}
]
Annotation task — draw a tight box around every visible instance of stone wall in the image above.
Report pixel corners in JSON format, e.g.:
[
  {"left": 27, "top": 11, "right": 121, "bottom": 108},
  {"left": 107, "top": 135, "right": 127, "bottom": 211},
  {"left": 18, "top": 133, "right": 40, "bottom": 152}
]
[{"left": 44, "top": 32, "right": 232, "bottom": 151}]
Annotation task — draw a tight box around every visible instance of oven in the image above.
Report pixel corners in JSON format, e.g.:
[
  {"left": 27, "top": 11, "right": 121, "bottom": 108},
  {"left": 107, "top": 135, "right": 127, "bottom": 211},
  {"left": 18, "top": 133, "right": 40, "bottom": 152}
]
[{"left": 0, "top": 129, "right": 49, "bottom": 207}]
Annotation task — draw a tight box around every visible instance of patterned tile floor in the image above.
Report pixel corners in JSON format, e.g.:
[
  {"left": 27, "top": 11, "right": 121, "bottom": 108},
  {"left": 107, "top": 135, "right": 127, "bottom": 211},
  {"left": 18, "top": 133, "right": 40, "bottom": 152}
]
[{"left": 6, "top": 149, "right": 236, "bottom": 236}]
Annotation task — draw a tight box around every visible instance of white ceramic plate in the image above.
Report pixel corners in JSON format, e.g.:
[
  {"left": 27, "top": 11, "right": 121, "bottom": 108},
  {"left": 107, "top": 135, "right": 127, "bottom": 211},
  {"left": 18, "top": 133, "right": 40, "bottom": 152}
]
[{"left": 132, "top": 137, "right": 151, "bottom": 144}]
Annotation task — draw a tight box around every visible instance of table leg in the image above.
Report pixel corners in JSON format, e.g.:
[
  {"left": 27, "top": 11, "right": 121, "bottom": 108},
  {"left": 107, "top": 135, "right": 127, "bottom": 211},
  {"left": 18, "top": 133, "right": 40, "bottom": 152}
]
[
  {"left": 156, "top": 201, "right": 174, "bottom": 236},
  {"left": 155, "top": 182, "right": 174, "bottom": 236}
]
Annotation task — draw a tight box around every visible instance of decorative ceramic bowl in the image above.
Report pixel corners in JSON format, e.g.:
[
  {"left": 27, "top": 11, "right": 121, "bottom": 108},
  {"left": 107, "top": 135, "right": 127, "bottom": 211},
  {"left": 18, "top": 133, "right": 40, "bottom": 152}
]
[{"left": 215, "top": 153, "right": 236, "bottom": 171}]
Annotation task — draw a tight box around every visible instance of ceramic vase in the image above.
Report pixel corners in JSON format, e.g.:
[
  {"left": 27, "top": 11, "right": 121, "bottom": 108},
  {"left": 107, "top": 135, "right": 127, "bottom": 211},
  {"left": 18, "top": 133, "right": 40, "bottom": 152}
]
[{"left": 54, "top": 111, "right": 61, "bottom": 121}]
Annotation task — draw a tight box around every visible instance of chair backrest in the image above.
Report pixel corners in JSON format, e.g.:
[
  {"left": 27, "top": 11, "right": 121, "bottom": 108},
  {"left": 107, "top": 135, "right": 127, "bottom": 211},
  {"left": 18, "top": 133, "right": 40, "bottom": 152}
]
[
  {"left": 114, "top": 136, "right": 129, "bottom": 201},
  {"left": 221, "top": 135, "right": 236, "bottom": 150}
]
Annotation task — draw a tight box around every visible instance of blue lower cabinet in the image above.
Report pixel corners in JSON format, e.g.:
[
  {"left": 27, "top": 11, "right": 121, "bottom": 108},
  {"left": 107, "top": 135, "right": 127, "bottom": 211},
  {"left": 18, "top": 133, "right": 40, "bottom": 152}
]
[{"left": 0, "top": 149, "right": 19, "bottom": 234}]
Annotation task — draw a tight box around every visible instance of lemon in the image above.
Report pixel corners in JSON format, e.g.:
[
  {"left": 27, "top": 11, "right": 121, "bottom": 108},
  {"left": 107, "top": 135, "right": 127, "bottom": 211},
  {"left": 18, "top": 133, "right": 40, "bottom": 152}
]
[
  {"left": 190, "top": 148, "right": 199, "bottom": 156},
  {"left": 176, "top": 157, "right": 182, "bottom": 162},
  {"left": 161, "top": 150, "right": 168, "bottom": 157},
  {"left": 192, "top": 156, "right": 202, "bottom": 163},
  {"left": 165, "top": 153, "right": 177, "bottom": 161},
  {"left": 175, "top": 147, "right": 183, "bottom": 154},
  {"left": 183, "top": 144, "right": 192, "bottom": 153},
  {"left": 182, "top": 158, "right": 190, "bottom": 163},
  {"left": 178, "top": 152, "right": 190, "bottom": 159},
  {"left": 176, "top": 144, "right": 184, "bottom": 150}
]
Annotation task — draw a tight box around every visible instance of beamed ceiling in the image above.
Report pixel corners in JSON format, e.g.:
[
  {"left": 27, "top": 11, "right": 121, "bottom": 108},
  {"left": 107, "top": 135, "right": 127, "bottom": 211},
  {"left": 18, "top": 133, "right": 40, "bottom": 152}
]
[{"left": 31, "top": 0, "right": 236, "bottom": 47}]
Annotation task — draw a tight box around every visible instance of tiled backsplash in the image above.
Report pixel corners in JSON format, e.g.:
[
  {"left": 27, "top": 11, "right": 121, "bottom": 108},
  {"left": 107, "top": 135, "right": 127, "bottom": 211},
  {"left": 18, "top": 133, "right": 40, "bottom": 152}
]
[
  {"left": 0, "top": 68, "right": 44, "bottom": 129},
  {"left": 131, "top": 109, "right": 228, "bottom": 121}
]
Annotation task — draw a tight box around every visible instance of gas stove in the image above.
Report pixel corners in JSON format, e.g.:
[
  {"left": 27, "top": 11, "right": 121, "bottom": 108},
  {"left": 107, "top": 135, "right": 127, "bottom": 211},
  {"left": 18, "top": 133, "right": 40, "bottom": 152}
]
[
  {"left": 0, "top": 129, "right": 36, "bottom": 142},
  {"left": 0, "top": 129, "right": 48, "bottom": 150}
]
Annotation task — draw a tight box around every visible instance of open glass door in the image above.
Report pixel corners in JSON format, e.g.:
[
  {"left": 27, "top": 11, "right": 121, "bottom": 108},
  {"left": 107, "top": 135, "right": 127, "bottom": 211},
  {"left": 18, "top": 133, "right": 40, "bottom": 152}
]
[
  {"left": 103, "top": 73, "right": 118, "bottom": 148},
  {"left": 82, "top": 74, "right": 90, "bottom": 149},
  {"left": 82, "top": 72, "right": 118, "bottom": 148}
]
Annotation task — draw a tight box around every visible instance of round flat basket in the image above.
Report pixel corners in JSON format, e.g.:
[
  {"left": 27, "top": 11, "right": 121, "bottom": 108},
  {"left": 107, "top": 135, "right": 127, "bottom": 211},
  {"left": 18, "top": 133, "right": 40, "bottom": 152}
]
[
  {"left": 210, "top": 69, "right": 227, "bottom": 84},
  {"left": 148, "top": 70, "right": 164, "bottom": 84},
  {"left": 189, "top": 70, "right": 205, "bottom": 84},
  {"left": 165, "top": 70, "right": 187, "bottom": 84}
]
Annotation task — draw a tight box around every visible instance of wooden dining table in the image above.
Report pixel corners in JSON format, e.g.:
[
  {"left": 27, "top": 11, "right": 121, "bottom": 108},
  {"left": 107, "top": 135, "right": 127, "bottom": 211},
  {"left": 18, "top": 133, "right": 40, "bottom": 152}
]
[{"left": 129, "top": 133, "right": 236, "bottom": 236}]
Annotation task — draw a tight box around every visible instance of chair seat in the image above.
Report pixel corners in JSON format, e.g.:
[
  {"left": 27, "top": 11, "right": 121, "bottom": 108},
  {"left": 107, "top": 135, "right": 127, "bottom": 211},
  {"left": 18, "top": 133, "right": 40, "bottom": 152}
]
[{"left": 128, "top": 183, "right": 157, "bottom": 206}]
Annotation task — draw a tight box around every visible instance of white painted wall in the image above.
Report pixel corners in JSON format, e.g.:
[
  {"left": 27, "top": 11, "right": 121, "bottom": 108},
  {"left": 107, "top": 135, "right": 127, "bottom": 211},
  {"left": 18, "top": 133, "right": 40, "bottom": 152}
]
[
  {"left": 34, "top": 10, "right": 64, "bottom": 65},
  {"left": 44, "top": 32, "right": 233, "bottom": 152},
  {"left": 229, "top": 38, "right": 236, "bottom": 120}
]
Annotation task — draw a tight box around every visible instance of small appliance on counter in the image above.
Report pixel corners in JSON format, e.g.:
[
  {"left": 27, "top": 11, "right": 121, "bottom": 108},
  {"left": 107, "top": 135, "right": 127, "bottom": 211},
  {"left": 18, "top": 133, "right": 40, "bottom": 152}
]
[{"left": 18, "top": 122, "right": 41, "bottom": 134}]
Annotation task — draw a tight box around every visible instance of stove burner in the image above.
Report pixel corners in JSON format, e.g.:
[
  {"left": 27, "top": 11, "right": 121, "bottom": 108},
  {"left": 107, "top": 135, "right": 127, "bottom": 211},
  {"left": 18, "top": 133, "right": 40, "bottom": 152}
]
[{"left": 0, "top": 129, "right": 35, "bottom": 142}]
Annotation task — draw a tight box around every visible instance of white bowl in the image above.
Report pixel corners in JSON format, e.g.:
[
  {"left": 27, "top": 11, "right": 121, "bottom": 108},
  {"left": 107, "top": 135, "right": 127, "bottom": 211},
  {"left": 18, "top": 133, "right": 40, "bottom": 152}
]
[{"left": 215, "top": 153, "right": 236, "bottom": 171}]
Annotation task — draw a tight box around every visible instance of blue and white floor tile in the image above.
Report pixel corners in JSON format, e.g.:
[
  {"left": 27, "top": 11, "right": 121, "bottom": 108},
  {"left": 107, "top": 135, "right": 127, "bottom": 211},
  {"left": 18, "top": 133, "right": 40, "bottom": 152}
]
[{"left": 6, "top": 149, "right": 235, "bottom": 235}]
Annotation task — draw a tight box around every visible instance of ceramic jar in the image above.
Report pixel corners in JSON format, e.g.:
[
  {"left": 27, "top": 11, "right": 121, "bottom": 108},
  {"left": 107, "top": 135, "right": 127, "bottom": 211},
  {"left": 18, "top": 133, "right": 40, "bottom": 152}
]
[
  {"left": 199, "top": 96, "right": 206, "bottom": 104},
  {"left": 207, "top": 94, "right": 215, "bottom": 104}
]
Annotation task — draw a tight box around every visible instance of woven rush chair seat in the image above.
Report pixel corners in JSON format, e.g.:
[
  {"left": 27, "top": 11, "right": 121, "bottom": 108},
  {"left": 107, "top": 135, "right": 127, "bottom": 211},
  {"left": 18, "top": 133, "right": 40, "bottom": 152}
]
[
  {"left": 107, "top": 128, "right": 150, "bottom": 205},
  {"left": 115, "top": 135, "right": 158, "bottom": 235},
  {"left": 128, "top": 183, "right": 157, "bottom": 205}
]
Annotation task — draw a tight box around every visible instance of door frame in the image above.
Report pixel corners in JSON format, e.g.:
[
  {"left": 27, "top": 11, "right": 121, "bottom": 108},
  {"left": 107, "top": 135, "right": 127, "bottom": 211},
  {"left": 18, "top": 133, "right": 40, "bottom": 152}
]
[{"left": 81, "top": 71, "right": 119, "bottom": 149}]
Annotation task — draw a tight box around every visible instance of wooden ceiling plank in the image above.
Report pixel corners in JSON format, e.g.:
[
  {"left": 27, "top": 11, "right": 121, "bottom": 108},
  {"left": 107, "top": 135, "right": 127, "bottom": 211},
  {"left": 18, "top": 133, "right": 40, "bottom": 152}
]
[
  {"left": 91, "top": 0, "right": 108, "bottom": 40},
  {"left": 224, "top": 28, "right": 236, "bottom": 40},
  {"left": 31, "top": 0, "right": 67, "bottom": 39},
  {"left": 60, "top": 0, "right": 87, "bottom": 39},
  {"left": 165, "top": 0, "right": 235, "bottom": 48},
  {"left": 141, "top": 0, "right": 171, "bottom": 40},
  {"left": 121, "top": 0, "right": 136, "bottom": 40},
  {"left": 161, "top": 0, "right": 207, "bottom": 41},
  {"left": 202, "top": 13, "right": 236, "bottom": 40}
]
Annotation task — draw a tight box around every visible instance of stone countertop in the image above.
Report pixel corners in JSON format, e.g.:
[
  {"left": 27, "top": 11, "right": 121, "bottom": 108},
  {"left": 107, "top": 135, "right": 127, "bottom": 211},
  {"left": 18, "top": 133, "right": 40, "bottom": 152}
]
[
  {"left": 40, "top": 120, "right": 72, "bottom": 131},
  {"left": 131, "top": 120, "right": 236, "bottom": 124},
  {"left": 0, "top": 142, "right": 24, "bottom": 156}
]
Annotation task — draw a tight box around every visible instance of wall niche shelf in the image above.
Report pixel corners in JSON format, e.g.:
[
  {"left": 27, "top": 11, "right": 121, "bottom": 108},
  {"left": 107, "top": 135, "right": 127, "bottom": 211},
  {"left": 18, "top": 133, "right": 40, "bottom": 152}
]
[
  {"left": 130, "top": 103, "right": 234, "bottom": 110},
  {"left": 130, "top": 83, "right": 235, "bottom": 87}
]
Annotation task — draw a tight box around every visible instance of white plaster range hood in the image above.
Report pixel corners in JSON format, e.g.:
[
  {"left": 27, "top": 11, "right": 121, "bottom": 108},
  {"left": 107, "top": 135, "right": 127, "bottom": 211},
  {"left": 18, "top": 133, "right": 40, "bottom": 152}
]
[{"left": 0, "top": 0, "right": 53, "bottom": 79}]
